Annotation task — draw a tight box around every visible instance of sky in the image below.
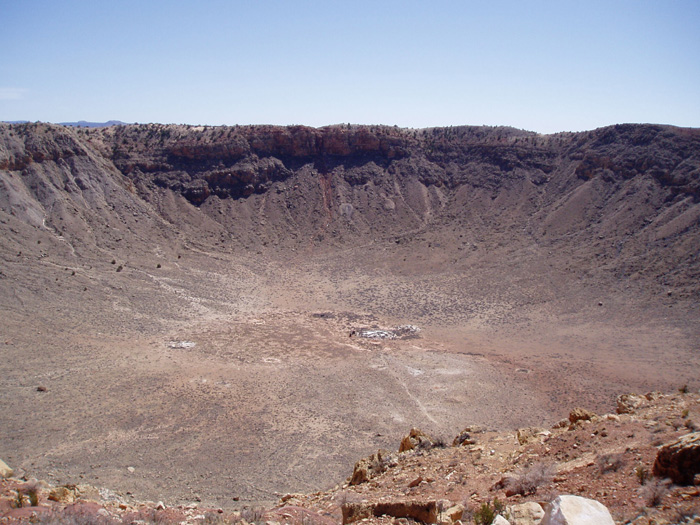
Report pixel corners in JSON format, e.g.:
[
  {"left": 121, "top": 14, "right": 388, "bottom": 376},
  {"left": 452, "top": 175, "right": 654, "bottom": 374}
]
[{"left": 1, "top": 1, "right": 699, "bottom": 134}]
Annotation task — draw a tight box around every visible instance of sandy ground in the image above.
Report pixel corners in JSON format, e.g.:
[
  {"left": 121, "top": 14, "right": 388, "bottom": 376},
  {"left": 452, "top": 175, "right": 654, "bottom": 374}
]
[{"left": 1, "top": 233, "right": 698, "bottom": 510}]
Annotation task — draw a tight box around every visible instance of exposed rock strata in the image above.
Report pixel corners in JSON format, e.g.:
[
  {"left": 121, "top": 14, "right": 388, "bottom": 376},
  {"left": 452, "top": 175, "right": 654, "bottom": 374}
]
[
  {"left": 2, "top": 121, "right": 699, "bottom": 299},
  {"left": 653, "top": 431, "right": 700, "bottom": 484}
]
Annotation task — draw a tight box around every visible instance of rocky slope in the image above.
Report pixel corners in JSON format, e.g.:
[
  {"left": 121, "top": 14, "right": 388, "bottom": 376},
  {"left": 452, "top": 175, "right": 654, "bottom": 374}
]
[
  {"left": 1, "top": 391, "right": 698, "bottom": 523},
  {"left": 1, "top": 122, "right": 699, "bottom": 297}
]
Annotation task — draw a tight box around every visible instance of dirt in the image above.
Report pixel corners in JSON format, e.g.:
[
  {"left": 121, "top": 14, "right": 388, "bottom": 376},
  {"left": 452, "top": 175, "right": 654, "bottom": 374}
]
[
  {"left": 0, "top": 122, "right": 699, "bottom": 515},
  {"left": 1, "top": 393, "right": 698, "bottom": 523}
]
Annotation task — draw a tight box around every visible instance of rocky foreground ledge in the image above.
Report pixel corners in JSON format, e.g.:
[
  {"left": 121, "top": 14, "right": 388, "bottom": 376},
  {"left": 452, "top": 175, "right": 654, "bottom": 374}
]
[{"left": 1, "top": 392, "right": 698, "bottom": 524}]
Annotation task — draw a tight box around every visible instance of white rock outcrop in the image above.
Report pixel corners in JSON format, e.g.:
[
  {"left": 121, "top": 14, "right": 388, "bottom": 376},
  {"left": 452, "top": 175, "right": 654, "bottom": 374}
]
[
  {"left": 508, "top": 501, "right": 545, "bottom": 524},
  {"left": 493, "top": 515, "right": 511, "bottom": 525},
  {"left": 541, "top": 495, "right": 614, "bottom": 525},
  {"left": 0, "top": 459, "right": 13, "bottom": 478}
]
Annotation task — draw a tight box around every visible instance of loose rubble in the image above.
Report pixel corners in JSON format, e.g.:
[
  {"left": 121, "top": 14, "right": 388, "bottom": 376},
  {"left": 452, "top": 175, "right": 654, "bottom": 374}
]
[{"left": 1, "top": 391, "right": 698, "bottom": 524}]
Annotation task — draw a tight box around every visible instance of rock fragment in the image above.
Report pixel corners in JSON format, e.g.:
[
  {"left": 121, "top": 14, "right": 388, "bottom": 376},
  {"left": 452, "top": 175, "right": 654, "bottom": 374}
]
[
  {"left": 653, "top": 431, "right": 700, "bottom": 485},
  {"left": 616, "top": 393, "right": 646, "bottom": 414},
  {"left": 48, "top": 486, "right": 76, "bottom": 504},
  {"left": 399, "top": 428, "right": 433, "bottom": 453},
  {"left": 452, "top": 426, "right": 482, "bottom": 447},
  {"left": 442, "top": 504, "right": 464, "bottom": 522},
  {"left": 349, "top": 449, "right": 392, "bottom": 485},
  {"left": 568, "top": 408, "right": 595, "bottom": 425},
  {"left": 0, "top": 459, "right": 13, "bottom": 479},
  {"left": 493, "top": 516, "right": 511, "bottom": 525},
  {"left": 342, "top": 500, "right": 439, "bottom": 524},
  {"left": 516, "top": 427, "right": 548, "bottom": 445},
  {"left": 508, "top": 501, "right": 545, "bottom": 525}
]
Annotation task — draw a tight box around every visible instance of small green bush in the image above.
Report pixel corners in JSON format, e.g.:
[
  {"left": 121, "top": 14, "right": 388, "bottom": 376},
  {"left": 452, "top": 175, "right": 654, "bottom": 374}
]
[{"left": 473, "top": 498, "right": 504, "bottom": 525}]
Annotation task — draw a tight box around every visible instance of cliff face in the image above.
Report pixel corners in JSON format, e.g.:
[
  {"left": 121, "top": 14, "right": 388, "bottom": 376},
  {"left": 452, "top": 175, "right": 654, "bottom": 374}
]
[
  {"left": 1, "top": 121, "right": 699, "bottom": 294},
  {"left": 3, "top": 122, "right": 697, "bottom": 206},
  {"left": 91, "top": 123, "right": 700, "bottom": 207}
]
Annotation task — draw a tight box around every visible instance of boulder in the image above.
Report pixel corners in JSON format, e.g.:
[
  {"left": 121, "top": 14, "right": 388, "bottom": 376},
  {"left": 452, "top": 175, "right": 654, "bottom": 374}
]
[
  {"left": 341, "top": 502, "right": 373, "bottom": 524},
  {"left": 508, "top": 501, "right": 545, "bottom": 524},
  {"left": 568, "top": 408, "right": 595, "bottom": 425},
  {"left": 0, "top": 459, "right": 13, "bottom": 478},
  {"left": 48, "top": 486, "right": 77, "bottom": 504},
  {"left": 616, "top": 393, "right": 645, "bottom": 414},
  {"left": 493, "top": 516, "right": 511, "bottom": 525},
  {"left": 541, "top": 495, "right": 614, "bottom": 525},
  {"left": 443, "top": 504, "right": 464, "bottom": 522},
  {"left": 408, "top": 475, "right": 423, "bottom": 488},
  {"left": 374, "top": 501, "right": 438, "bottom": 524},
  {"left": 349, "top": 449, "right": 390, "bottom": 485},
  {"left": 399, "top": 428, "right": 433, "bottom": 453},
  {"left": 342, "top": 500, "right": 438, "bottom": 524},
  {"left": 652, "top": 431, "right": 700, "bottom": 484},
  {"left": 516, "top": 427, "right": 548, "bottom": 445},
  {"left": 452, "top": 425, "right": 483, "bottom": 447},
  {"left": 280, "top": 493, "right": 305, "bottom": 504},
  {"left": 75, "top": 484, "right": 101, "bottom": 501}
]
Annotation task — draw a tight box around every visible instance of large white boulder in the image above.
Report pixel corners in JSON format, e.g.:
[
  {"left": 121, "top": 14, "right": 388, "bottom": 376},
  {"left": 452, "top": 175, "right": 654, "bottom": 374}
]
[
  {"left": 508, "top": 501, "right": 545, "bottom": 524},
  {"left": 541, "top": 495, "right": 614, "bottom": 525},
  {"left": 0, "top": 459, "right": 13, "bottom": 478}
]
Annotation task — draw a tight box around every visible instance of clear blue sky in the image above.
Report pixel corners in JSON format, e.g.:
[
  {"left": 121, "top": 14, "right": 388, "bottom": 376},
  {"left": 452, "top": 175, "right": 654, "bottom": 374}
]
[{"left": 1, "top": 1, "right": 699, "bottom": 133}]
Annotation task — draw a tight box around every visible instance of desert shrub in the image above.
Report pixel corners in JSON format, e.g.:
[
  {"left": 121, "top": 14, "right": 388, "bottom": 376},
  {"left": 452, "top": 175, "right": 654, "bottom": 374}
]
[
  {"left": 672, "top": 508, "right": 697, "bottom": 523},
  {"left": 597, "top": 452, "right": 626, "bottom": 474},
  {"left": 506, "top": 461, "right": 556, "bottom": 496},
  {"left": 641, "top": 477, "right": 671, "bottom": 507},
  {"left": 431, "top": 436, "right": 448, "bottom": 449},
  {"left": 472, "top": 498, "right": 505, "bottom": 525},
  {"left": 202, "top": 513, "right": 234, "bottom": 525},
  {"left": 239, "top": 507, "right": 265, "bottom": 525},
  {"left": 125, "top": 507, "right": 179, "bottom": 524},
  {"left": 671, "top": 418, "right": 685, "bottom": 430},
  {"left": 635, "top": 465, "right": 650, "bottom": 486},
  {"left": 37, "top": 506, "right": 118, "bottom": 524}
]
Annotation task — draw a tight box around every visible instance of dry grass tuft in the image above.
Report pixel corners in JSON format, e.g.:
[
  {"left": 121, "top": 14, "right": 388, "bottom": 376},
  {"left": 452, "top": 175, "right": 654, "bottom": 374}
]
[
  {"left": 641, "top": 477, "right": 672, "bottom": 507},
  {"left": 597, "top": 452, "right": 626, "bottom": 474},
  {"left": 506, "top": 461, "right": 556, "bottom": 496}
]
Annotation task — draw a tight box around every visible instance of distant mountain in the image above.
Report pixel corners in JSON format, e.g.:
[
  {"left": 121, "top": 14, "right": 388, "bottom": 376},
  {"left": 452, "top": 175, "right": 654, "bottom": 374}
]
[{"left": 59, "top": 120, "right": 129, "bottom": 128}]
